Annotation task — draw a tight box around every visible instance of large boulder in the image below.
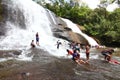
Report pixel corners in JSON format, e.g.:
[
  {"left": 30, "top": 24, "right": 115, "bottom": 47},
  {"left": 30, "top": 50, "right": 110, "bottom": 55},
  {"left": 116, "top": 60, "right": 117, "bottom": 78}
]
[{"left": 50, "top": 16, "right": 88, "bottom": 44}]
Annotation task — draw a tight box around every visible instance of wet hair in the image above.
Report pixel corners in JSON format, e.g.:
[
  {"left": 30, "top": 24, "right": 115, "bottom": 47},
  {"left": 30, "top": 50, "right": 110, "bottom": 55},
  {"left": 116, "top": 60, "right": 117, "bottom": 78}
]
[
  {"left": 107, "top": 49, "right": 114, "bottom": 54},
  {"left": 110, "top": 49, "right": 114, "bottom": 52}
]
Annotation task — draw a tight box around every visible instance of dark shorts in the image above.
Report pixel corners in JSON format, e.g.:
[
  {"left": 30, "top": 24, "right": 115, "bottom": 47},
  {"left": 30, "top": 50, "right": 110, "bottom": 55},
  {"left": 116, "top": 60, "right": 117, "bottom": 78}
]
[
  {"left": 72, "top": 58, "right": 75, "bottom": 61},
  {"left": 36, "top": 37, "right": 39, "bottom": 42},
  {"left": 31, "top": 44, "right": 35, "bottom": 48},
  {"left": 86, "top": 53, "right": 89, "bottom": 57},
  {"left": 76, "top": 48, "right": 80, "bottom": 52},
  {"left": 101, "top": 52, "right": 108, "bottom": 56}
]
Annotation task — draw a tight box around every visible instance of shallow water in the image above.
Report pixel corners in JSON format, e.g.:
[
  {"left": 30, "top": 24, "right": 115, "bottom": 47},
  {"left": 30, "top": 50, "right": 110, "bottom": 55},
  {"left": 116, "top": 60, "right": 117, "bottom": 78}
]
[{"left": 0, "top": 48, "right": 120, "bottom": 80}]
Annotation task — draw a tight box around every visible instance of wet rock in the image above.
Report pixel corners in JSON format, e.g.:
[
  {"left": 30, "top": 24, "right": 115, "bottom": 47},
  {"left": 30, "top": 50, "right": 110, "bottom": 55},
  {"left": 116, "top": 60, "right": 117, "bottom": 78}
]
[
  {"left": 0, "top": 50, "right": 22, "bottom": 58},
  {"left": 0, "top": 48, "right": 120, "bottom": 80},
  {"left": 1, "top": 0, "right": 26, "bottom": 29},
  {"left": 64, "top": 27, "right": 72, "bottom": 31},
  {"left": 49, "top": 15, "right": 88, "bottom": 44}
]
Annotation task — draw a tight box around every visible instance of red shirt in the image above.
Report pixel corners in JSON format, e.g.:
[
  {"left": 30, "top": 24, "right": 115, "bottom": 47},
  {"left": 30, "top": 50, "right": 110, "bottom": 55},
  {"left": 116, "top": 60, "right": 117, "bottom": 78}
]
[{"left": 68, "top": 50, "right": 73, "bottom": 55}]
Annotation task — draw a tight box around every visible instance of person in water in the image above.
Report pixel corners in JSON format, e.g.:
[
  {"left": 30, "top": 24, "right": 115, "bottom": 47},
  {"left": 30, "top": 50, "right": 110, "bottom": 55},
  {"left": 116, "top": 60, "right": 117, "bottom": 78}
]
[
  {"left": 85, "top": 44, "right": 90, "bottom": 62},
  {"left": 68, "top": 49, "right": 86, "bottom": 64},
  {"left": 36, "top": 32, "right": 39, "bottom": 46},
  {"left": 56, "top": 40, "right": 62, "bottom": 49},
  {"left": 75, "top": 43, "right": 81, "bottom": 52},
  {"left": 31, "top": 40, "right": 35, "bottom": 48},
  {"left": 101, "top": 49, "right": 114, "bottom": 62},
  {"left": 66, "top": 49, "right": 73, "bottom": 56}
]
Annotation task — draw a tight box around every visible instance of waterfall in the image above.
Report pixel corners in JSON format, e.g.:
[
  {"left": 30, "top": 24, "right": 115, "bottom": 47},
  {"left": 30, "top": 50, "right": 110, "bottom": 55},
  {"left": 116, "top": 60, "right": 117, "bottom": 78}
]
[
  {"left": 62, "top": 18, "right": 98, "bottom": 47},
  {"left": 1, "top": 0, "right": 53, "bottom": 48},
  {"left": 47, "top": 9, "right": 57, "bottom": 25},
  {"left": 0, "top": 0, "right": 99, "bottom": 61},
  {"left": 0, "top": 0, "right": 68, "bottom": 58}
]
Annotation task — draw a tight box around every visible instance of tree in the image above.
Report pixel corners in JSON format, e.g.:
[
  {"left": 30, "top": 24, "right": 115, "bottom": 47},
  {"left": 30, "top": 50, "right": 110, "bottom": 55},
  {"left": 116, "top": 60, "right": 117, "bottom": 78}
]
[{"left": 99, "top": 0, "right": 120, "bottom": 8}]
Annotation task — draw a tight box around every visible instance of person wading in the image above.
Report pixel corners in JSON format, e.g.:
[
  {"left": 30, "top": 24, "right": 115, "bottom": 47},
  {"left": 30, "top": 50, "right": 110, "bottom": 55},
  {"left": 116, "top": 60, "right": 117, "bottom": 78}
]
[
  {"left": 85, "top": 44, "right": 90, "bottom": 62},
  {"left": 36, "top": 32, "right": 39, "bottom": 46}
]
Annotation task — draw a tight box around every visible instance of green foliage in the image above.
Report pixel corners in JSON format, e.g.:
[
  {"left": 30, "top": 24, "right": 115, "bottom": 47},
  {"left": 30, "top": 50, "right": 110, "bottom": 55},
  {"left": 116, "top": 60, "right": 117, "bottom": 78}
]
[
  {"left": 99, "top": 0, "right": 119, "bottom": 8},
  {"left": 36, "top": 0, "right": 120, "bottom": 47}
]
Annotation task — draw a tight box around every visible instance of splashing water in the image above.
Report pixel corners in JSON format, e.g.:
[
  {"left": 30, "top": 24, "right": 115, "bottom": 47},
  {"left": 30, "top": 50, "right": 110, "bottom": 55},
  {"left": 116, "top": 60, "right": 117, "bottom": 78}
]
[
  {"left": 0, "top": 0, "right": 99, "bottom": 61},
  {"left": 0, "top": 0, "right": 69, "bottom": 61},
  {"left": 62, "top": 18, "right": 98, "bottom": 47}
]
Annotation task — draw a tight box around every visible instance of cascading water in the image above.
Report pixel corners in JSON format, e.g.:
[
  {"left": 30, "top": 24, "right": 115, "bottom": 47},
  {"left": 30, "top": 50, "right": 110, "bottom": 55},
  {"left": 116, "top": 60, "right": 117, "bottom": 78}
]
[
  {"left": 0, "top": 0, "right": 99, "bottom": 61},
  {"left": 1, "top": 1, "right": 120, "bottom": 80},
  {"left": 47, "top": 9, "right": 57, "bottom": 24},
  {"left": 61, "top": 18, "right": 99, "bottom": 59},
  {"left": 0, "top": 0, "right": 69, "bottom": 61},
  {"left": 62, "top": 18, "right": 98, "bottom": 47},
  {"left": 1, "top": 0, "right": 54, "bottom": 49}
]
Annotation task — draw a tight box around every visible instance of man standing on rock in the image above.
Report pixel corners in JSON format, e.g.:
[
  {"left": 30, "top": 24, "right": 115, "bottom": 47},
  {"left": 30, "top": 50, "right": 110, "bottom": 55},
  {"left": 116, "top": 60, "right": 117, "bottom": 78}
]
[
  {"left": 36, "top": 32, "right": 39, "bottom": 46},
  {"left": 85, "top": 44, "right": 90, "bottom": 62},
  {"left": 31, "top": 40, "right": 35, "bottom": 48}
]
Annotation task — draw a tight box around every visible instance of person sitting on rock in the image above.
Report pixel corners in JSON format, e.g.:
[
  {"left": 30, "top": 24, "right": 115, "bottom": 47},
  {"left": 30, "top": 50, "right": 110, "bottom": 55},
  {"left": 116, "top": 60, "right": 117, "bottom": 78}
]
[
  {"left": 72, "top": 50, "right": 86, "bottom": 64},
  {"left": 31, "top": 40, "right": 35, "bottom": 48},
  {"left": 101, "top": 49, "right": 114, "bottom": 62}
]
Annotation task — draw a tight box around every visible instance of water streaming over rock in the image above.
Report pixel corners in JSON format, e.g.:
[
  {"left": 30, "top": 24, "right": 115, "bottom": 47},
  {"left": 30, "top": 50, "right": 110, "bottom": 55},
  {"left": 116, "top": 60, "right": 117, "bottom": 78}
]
[
  {"left": 0, "top": 0, "right": 120, "bottom": 80},
  {"left": 0, "top": 0, "right": 99, "bottom": 61},
  {"left": 62, "top": 18, "right": 98, "bottom": 47}
]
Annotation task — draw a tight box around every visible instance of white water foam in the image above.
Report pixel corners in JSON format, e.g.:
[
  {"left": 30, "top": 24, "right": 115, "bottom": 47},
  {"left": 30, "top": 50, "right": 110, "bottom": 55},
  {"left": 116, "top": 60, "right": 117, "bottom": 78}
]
[
  {"left": 0, "top": 58, "right": 13, "bottom": 62},
  {"left": 61, "top": 18, "right": 99, "bottom": 59},
  {"left": 0, "top": 0, "right": 99, "bottom": 62},
  {"left": 61, "top": 18, "right": 98, "bottom": 47},
  {"left": 0, "top": 0, "right": 70, "bottom": 61}
]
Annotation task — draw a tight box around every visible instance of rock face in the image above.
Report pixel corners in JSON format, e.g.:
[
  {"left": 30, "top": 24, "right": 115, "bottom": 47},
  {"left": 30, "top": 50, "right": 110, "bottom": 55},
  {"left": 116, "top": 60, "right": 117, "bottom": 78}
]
[
  {"left": 0, "top": 0, "right": 6, "bottom": 36},
  {"left": 0, "top": 50, "right": 22, "bottom": 58},
  {"left": 46, "top": 10, "right": 88, "bottom": 44},
  {"left": 2, "top": 0, "right": 26, "bottom": 29},
  {"left": 53, "top": 18, "right": 88, "bottom": 44},
  {"left": 0, "top": 0, "right": 27, "bottom": 36}
]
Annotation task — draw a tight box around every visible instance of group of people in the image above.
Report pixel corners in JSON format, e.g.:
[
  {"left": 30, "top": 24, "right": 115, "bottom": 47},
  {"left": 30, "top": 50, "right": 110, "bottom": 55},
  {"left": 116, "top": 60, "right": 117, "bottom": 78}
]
[
  {"left": 66, "top": 41, "right": 90, "bottom": 64},
  {"left": 66, "top": 41, "right": 116, "bottom": 64},
  {"left": 30, "top": 34, "right": 116, "bottom": 64},
  {"left": 31, "top": 32, "right": 39, "bottom": 48}
]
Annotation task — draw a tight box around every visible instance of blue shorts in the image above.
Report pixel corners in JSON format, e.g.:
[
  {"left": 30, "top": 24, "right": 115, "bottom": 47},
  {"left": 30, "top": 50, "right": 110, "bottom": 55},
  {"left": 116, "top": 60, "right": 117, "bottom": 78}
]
[{"left": 36, "top": 37, "right": 39, "bottom": 42}]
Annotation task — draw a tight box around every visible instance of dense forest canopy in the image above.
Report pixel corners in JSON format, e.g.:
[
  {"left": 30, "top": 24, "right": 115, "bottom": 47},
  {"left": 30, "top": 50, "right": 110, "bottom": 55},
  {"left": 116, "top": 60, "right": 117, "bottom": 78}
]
[{"left": 35, "top": 0, "right": 120, "bottom": 47}]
